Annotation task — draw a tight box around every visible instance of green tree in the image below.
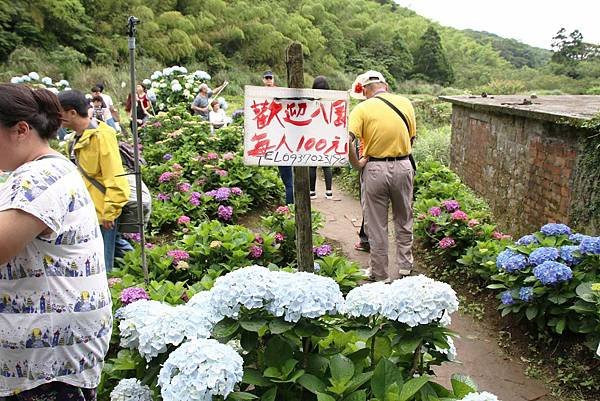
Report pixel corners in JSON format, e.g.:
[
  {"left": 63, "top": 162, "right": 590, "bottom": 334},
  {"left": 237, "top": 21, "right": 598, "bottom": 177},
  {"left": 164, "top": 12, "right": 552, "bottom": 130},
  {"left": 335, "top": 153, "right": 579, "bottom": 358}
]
[{"left": 412, "top": 25, "right": 454, "bottom": 85}]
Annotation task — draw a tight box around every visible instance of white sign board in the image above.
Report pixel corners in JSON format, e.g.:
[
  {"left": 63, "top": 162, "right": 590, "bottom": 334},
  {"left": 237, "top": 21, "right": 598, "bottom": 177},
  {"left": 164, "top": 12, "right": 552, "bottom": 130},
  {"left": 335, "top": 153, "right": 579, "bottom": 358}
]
[{"left": 243, "top": 86, "right": 349, "bottom": 166}]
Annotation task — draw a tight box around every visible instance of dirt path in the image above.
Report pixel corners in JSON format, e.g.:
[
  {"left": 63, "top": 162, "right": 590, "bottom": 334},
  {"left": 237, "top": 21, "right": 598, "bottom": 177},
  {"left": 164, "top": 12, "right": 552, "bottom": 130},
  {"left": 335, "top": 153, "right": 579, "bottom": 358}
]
[{"left": 310, "top": 177, "right": 556, "bottom": 401}]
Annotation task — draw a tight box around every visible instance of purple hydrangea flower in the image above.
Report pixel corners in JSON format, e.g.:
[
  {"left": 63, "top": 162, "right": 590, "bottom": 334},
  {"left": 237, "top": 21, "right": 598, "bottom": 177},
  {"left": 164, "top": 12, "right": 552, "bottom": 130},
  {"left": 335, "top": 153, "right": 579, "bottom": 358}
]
[
  {"left": 540, "top": 223, "right": 571, "bottom": 236},
  {"left": 249, "top": 245, "right": 263, "bottom": 259},
  {"left": 441, "top": 200, "right": 460, "bottom": 212},
  {"left": 218, "top": 205, "right": 233, "bottom": 221},
  {"left": 163, "top": 153, "right": 173, "bottom": 161},
  {"left": 189, "top": 191, "right": 201, "bottom": 206},
  {"left": 313, "top": 244, "right": 333, "bottom": 257},
  {"left": 120, "top": 287, "right": 150, "bottom": 305},
  {"left": 178, "top": 182, "right": 192, "bottom": 192},
  {"left": 205, "top": 187, "right": 231, "bottom": 201},
  {"left": 428, "top": 207, "right": 441, "bottom": 217},
  {"left": 500, "top": 291, "right": 514, "bottom": 305},
  {"left": 157, "top": 193, "right": 171, "bottom": 201},
  {"left": 231, "top": 187, "right": 243, "bottom": 196}
]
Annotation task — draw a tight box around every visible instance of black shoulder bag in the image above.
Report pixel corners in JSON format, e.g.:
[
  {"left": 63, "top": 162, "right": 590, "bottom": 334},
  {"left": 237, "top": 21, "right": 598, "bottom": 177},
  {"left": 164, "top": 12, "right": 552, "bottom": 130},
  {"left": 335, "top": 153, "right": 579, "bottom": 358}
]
[{"left": 374, "top": 95, "right": 417, "bottom": 173}]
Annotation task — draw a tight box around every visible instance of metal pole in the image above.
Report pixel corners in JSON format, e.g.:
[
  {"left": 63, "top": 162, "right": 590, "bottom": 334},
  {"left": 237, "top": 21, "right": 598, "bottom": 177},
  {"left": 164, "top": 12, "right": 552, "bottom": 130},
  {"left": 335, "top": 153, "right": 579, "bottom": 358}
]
[{"left": 127, "top": 16, "right": 149, "bottom": 284}]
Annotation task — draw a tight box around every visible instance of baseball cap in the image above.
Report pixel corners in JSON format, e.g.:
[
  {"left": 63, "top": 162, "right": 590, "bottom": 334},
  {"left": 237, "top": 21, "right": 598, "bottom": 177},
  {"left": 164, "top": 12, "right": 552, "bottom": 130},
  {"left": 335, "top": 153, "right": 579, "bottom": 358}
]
[
  {"left": 263, "top": 70, "right": 274, "bottom": 78},
  {"left": 349, "top": 70, "right": 386, "bottom": 100}
]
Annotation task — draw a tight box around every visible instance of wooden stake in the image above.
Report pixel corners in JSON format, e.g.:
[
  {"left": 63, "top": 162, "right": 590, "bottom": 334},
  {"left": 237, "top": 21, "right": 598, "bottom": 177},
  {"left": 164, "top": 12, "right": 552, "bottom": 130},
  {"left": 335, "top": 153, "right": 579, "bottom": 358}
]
[{"left": 286, "top": 42, "right": 314, "bottom": 272}]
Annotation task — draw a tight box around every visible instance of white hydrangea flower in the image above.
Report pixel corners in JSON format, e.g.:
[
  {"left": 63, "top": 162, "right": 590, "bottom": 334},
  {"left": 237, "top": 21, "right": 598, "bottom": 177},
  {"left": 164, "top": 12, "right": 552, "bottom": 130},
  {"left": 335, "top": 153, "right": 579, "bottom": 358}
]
[
  {"left": 57, "top": 79, "right": 70, "bottom": 87},
  {"left": 117, "top": 300, "right": 174, "bottom": 357},
  {"left": 194, "top": 70, "right": 211, "bottom": 80},
  {"left": 178, "top": 66, "right": 188, "bottom": 74},
  {"left": 160, "top": 83, "right": 167, "bottom": 88},
  {"left": 183, "top": 291, "right": 223, "bottom": 340},
  {"left": 460, "top": 392, "right": 500, "bottom": 401},
  {"left": 185, "top": 82, "right": 192, "bottom": 89},
  {"left": 163, "top": 67, "right": 173, "bottom": 76},
  {"left": 340, "top": 281, "right": 388, "bottom": 317},
  {"left": 28, "top": 71, "right": 40, "bottom": 80},
  {"left": 110, "top": 378, "right": 153, "bottom": 401},
  {"left": 41, "top": 77, "right": 52, "bottom": 85},
  {"left": 380, "top": 275, "right": 458, "bottom": 327},
  {"left": 210, "top": 265, "right": 277, "bottom": 318},
  {"left": 10, "top": 76, "right": 21, "bottom": 84},
  {"left": 142, "top": 79, "right": 152, "bottom": 86},
  {"left": 266, "top": 271, "right": 344, "bottom": 322},
  {"left": 151, "top": 81, "right": 159, "bottom": 88},
  {"left": 434, "top": 336, "right": 457, "bottom": 362},
  {"left": 183, "top": 89, "right": 191, "bottom": 98},
  {"left": 21, "top": 75, "right": 31, "bottom": 82},
  {"left": 158, "top": 339, "right": 243, "bottom": 401},
  {"left": 159, "top": 103, "right": 165, "bottom": 110}
]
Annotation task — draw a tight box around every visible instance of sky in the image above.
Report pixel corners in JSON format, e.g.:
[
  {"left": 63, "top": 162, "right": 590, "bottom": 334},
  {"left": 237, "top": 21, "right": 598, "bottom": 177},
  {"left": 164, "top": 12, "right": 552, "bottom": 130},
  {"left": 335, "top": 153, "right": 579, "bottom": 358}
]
[{"left": 394, "top": 0, "right": 600, "bottom": 49}]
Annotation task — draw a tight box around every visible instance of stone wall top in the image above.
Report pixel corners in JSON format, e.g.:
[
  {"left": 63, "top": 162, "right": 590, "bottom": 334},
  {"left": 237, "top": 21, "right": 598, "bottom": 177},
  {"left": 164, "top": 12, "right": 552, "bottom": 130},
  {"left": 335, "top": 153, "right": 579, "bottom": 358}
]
[{"left": 439, "top": 95, "right": 600, "bottom": 124}]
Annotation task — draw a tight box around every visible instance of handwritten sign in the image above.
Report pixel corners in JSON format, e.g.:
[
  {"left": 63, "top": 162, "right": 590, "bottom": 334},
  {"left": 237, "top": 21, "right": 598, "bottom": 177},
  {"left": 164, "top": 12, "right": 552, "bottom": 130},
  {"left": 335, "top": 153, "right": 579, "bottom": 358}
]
[{"left": 244, "top": 86, "right": 349, "bottom": 166}]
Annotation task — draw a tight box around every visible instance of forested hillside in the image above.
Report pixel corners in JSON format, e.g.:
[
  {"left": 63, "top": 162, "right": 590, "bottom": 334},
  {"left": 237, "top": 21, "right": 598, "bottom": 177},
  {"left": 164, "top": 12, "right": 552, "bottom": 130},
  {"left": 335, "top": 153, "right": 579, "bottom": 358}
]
[{"left": 1, "top": 0, "right": 599, "bottom": 93}]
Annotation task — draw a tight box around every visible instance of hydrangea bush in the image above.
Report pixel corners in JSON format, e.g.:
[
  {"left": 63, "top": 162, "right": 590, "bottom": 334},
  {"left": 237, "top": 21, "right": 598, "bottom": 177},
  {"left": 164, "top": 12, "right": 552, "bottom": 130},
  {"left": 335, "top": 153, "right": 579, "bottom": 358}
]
[
  {"left": 488, "top": 224, "right": 600, "bottom": 340},
  {"left": 145, "top": 66, "right": 212, "bottom": 111},
  {"left": 9, "top": 71, "right": 71, "bottom": 93}
]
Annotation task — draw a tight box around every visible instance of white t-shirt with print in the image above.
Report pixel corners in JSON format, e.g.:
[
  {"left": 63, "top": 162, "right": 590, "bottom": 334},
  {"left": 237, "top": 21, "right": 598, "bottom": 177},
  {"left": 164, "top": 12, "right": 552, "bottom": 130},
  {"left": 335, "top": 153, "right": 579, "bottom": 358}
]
[{"left": 0, "top": 155, "right": 111, "bottom": 395}]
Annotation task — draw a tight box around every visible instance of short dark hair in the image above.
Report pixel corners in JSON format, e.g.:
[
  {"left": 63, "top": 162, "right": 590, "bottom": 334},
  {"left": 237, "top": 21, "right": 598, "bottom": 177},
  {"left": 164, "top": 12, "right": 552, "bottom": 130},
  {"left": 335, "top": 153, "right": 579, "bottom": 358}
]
[
  {"left": 92, "top": 95, "right": 104, "bottom": 103},
  {"left": 0, "top": 84, "right": 62, "bottom": 140},
  {"left": 95, "top": 83, "right": 105, "bottom": 92},
  {"left": 312, "top": 75, "right": 330, "bottom": 90},
  {"left": 58, "top": 90, "right": 90, "bottom": 117},
  {"left": 91, "top": 86, "right": 102, "bottom": 93}
]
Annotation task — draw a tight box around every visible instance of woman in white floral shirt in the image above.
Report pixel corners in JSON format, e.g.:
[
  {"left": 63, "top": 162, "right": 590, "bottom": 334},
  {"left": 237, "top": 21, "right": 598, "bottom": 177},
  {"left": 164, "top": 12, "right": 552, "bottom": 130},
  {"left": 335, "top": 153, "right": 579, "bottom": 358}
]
[{"left": 0, "top": 84, "right": 110, "bottom": 400}]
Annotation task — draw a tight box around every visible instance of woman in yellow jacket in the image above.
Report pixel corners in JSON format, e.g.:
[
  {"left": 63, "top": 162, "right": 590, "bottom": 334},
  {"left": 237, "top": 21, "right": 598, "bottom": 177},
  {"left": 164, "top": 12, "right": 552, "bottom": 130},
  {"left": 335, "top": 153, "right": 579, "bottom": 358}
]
[{"left": 58, "top": 90, "right": 130, "bottom": 271}]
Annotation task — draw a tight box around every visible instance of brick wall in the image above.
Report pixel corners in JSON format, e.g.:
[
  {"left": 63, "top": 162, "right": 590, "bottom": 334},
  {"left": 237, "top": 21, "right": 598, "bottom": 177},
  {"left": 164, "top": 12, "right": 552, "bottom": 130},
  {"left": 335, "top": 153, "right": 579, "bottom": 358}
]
[{"left": 449, "top": 106, "right": 584, "bottom": 236}]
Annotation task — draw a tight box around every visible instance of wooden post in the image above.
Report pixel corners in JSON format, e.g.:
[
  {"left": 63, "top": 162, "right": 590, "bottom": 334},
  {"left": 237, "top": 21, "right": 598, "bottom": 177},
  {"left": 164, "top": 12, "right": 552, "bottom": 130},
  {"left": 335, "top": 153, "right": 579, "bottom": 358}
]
[{"left": 286, "top": 42, "right": 314, "bottom": 272}]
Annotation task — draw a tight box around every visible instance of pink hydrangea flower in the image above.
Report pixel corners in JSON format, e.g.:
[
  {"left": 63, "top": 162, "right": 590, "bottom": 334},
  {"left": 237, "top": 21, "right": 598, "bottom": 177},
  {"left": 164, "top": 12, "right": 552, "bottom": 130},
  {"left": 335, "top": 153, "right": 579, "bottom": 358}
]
[
  {"left": 172, "top": 163, "right": 183, "bottom": 171},
  {"left": 217, "top": 205, "right": 233, "bottom": 221},
  {"left": 177, "top": 215, "right": 191, "bottom": 225},
  {"left": 178, "top": 182, "right": 192, "bottom": 192},
  {"left": 153, "top": 121, "right": 162, "bottom": 128},
  {"left": 231, "top": 187, "right": 242, "bottom": 196},
  {"left": 157, "top": 193, "right": 171, "bottom": 201},
  {"left": 254, "top": 235, "right": 264, "bottom": 244},
  {"left": 249, "top": 245, "right": 263, "bottom": 259},
  {"left": 429, "top": 207, "right": 441, "bottom": 217},
  {"left": 167, "top": 249, "right": 190, "bottom": 263},
  {"left": 493, "top": 231, "right": 512, "bottom": 240},
  {"left": 222, "top": 152, "right": 235, "bottom": 160},
  {"left": 206, "top": 152, "right": 219, "bottom": 160},
  {"left": 276, "top": 206, "right": 290, "bottom": 214},
  {"left": 468, "top": 219, "right": 480, "bottom": 227},
  {"left": 438, "top": 237, "right": 456, "bottom": 249},
  {"left": 215, "top": 169, "right": 228, "bottom": 177},
  {"left": 145, "top": 242, "right": 155, "bottom": 249},
  {"left": 451, "top": 210, "right": 469, "bottom": 221},
  {"left": 274, "top": 232, "right": 285, "bottom": 243},
  {"left": 107, "top": 277, "right": 122, "bottom": 288},
  {"left": 159, "top": 172, "right": 174, "bottom": 183}
]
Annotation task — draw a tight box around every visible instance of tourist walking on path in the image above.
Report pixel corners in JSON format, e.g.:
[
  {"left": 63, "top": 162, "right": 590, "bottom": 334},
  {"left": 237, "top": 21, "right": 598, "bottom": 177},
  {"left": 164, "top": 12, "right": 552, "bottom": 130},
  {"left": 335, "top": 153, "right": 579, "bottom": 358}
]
[
  {"left": 59, "top": 90, "right": 130, "bottom": 272},
  {"left": 262, "top": 70, "right": 294, "bottom": 204},
  {"left": 348, "top": 70, "right": 417, "bottom": 281},
  {"left": 0, "top": 84, "right": 111, "bottom": 400},
  {"left": 309, "top": 76, "right": 334, "bottom": 200}
]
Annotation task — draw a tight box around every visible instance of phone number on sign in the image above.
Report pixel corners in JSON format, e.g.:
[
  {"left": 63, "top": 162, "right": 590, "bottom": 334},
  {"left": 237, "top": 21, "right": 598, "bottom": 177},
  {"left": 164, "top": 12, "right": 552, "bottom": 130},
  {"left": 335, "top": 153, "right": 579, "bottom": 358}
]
[{"left": 260, "top": 151, "right": 346, "bottom": 166}]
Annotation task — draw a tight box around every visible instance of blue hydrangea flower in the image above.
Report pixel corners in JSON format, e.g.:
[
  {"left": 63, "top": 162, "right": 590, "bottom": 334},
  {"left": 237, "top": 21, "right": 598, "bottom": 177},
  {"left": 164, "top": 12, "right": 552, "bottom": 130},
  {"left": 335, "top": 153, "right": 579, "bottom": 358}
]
[
  {"left": 540, "top": 223, "right": 571, "bottom": 236},
  {"left": 528, "top": 247, "right": 559, "bottom": 266},
  {"left": 559, "top": 245, "right": 582, "bottom": 266},
  {"left": 516, "top": 235, "right": 538, "bottom": 246},
  {"left": 533, "top": 261, "right": 573, "bottom": 285},
  {"left": 110, "top": 378, "right": 153, "bottom": 401},
  {"left": 580, "top": 236, "right": 600, "bottom": 255},
  {"left": 503, "top": 254, "right": 528, "bottom": 273},
  {"left": 569, "top": 233, "right": 591, "bottom": 244},
  {"left": 459, "top": 392, "right": 500, "bottom": 401},
  {"left": 519, "top": 287, "right": 534, "bottom": 302},
  {"left": 496, "top": 249, "right": 518, "bottom": 270},
  {"left": 158, "top": 339, "right": 244, "bottom": 401},
  {"left": 500, "top": 291, "right": 514, "bottom": 305},
  {"left": 378, "top": 275, "right": 459, "bottom": 327}
]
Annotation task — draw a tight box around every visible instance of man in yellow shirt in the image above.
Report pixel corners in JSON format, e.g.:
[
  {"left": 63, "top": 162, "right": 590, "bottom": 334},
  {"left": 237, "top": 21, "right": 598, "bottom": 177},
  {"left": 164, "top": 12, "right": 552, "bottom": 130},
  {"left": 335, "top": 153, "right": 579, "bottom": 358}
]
[
  {"left": 58, "top": 90, "right": 130, "bottom": 271},
  {"left": 348, "top": 71, "right": 416, "bottom": 282}
]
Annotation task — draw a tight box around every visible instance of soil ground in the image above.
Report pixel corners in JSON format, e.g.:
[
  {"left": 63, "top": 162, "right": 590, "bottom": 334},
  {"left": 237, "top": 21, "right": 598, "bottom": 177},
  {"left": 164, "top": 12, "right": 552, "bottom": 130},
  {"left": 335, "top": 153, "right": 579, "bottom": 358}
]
[{"left": 309, "top": 176, "right": 557, "bottom": 401}]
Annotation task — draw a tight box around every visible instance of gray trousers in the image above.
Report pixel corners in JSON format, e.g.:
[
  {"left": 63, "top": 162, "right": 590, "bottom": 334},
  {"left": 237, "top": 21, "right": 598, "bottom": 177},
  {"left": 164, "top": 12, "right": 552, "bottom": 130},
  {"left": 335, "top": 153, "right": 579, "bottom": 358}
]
[{"left": 362, "top": 159, "right": 414, "bottom": 280}]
